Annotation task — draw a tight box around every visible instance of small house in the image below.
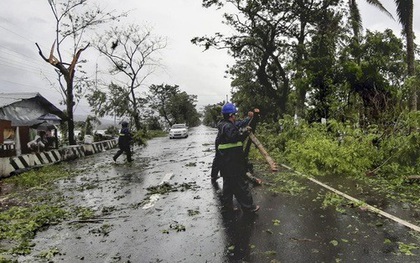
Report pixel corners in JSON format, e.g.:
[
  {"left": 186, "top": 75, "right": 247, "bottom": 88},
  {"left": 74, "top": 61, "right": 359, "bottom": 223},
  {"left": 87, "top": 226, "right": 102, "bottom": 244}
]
[{"left": 0, "top": 92, "right": 66, "bottom": 157}]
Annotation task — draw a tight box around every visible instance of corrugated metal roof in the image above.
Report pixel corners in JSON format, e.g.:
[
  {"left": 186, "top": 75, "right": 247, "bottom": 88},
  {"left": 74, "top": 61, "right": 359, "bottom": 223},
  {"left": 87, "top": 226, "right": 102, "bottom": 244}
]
[
  {"left": 0, "top": 92, "right": 66, "bottom": 126},
  {"left": 0, "top": 92, "right": 40, "bottom": 108}
]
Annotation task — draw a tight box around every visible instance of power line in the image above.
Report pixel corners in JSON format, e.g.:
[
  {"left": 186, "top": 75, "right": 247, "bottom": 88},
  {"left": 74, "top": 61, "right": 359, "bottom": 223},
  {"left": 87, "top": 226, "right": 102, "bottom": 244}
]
[
  {"left": 0, "top": 24, "right": 35, "bottom": 42},
  {"left": 0, "top": 62, "right": 57, "bottom": 80},
  {"left": 0, "top": 49, "right": 45, "bottom": 70},
  {"left": 0, "top": 24, "right": 50, "bottom": 50},
  {"left": 0, "top": 78, "right": 55, "bottom": 91},
  {"left": 0, "top": 27, "right": 59, "bottom": 81},
  {"left": 0, "top": 42, "right": 45, "bottom": 62}
]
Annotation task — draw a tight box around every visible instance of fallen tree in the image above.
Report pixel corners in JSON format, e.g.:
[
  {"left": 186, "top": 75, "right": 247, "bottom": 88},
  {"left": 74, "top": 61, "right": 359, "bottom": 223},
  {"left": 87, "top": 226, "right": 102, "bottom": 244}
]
[{"left": 249, "top": 132, "right": 278, "bottom": 172}]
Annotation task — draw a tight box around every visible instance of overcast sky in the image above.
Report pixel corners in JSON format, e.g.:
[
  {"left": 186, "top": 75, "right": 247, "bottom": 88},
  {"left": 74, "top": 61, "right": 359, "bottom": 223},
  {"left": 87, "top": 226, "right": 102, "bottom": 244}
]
[{"left": 0, "top": 0, "right": 418, "bottom": 117}]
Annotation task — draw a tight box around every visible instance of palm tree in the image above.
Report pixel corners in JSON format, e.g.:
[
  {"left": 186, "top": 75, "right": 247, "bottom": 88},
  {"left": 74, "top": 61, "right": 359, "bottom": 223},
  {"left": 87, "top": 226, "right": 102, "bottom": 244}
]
[
  {"left": 349, "top": 0, "right": 416, "bottom": 111},
  {"left": 393, "top": 0, "right": 416, "bottom": 111},
  {"left": 348, "top": 0, "right": 393, "bottom": 44}
]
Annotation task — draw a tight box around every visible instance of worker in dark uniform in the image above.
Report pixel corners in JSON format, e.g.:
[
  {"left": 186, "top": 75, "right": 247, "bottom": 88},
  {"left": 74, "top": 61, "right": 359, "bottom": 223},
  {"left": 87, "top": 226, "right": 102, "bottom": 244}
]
[
  {"left": 211, "top": 110, "right": 254, "bottom": 184},
  {"left": 113, "top": 121, "right": 133, "bottom": 162},
  {"left": 216, "top": 102, "right": 259, "bottom": 213}
]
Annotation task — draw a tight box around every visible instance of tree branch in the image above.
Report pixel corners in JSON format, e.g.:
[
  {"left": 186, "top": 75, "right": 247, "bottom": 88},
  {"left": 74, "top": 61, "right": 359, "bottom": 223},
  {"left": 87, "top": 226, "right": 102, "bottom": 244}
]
[{"left": 69, "top": 43, "right": 90, "bottom": 80}]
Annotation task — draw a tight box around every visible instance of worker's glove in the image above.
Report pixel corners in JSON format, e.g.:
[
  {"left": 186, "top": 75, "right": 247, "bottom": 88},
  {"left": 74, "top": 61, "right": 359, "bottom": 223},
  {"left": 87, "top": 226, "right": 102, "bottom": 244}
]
[
  {"left": 239, "top": 127, "right": 245, "bottom": 134},
  {"left": 239, "top": 126, "right": 251, "bottom": 135}
]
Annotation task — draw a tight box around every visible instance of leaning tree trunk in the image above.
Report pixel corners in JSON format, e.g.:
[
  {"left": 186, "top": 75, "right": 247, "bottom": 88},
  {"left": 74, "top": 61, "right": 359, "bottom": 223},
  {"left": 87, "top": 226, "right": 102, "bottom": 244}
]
[
  {"left": 406, "top": 10, "right": 417, "bottom": 111},
  {"left": 248, "top": 132, "right": 278, "bottom": 172}
]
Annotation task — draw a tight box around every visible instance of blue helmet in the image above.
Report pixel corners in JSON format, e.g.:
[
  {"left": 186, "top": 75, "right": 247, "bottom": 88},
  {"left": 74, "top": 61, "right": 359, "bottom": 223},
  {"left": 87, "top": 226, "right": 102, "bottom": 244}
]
[
  {"left": 221, "top": 103, "right": 237, "bottom": 114},
  {"left": 121, "top": 121, "right": 129, "bottom": 127}
]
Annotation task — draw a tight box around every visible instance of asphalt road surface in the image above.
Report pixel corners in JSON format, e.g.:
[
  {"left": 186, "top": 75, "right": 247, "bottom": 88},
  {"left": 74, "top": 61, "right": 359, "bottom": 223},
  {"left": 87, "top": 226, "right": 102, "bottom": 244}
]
[{"left": 18, "top": 125, "right": 419, "bottom": 262}]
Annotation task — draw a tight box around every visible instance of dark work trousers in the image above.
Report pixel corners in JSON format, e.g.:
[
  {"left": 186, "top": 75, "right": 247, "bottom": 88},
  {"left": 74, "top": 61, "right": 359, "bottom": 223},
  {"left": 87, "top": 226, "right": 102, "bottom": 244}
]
[
  {"left": 210, "top": 151, "right": 220, "bottom": 180},
  {"left": 219, "top": 146, "right": 255, "bottom": 211},
  {"left": 113, "top": 147, "right": 132, "bottom": 162},
  {"left": 222, "top": 176, "right": 254, "bottom": 211}
]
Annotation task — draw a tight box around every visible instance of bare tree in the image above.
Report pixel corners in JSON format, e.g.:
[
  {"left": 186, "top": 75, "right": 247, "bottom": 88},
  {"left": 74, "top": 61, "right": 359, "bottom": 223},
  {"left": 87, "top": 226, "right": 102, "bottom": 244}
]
[
  {"left": 93, "top": 24, "right": 167, "bottom": 131},
  {"left": 36, "top": 0, "right": 124, "bottom": 145}
]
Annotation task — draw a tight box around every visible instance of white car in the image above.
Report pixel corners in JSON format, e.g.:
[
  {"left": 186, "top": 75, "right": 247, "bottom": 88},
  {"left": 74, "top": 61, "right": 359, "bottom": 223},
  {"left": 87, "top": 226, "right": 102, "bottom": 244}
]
[{"left": 169, "top": 124, "right": 189, "bottom": 139}]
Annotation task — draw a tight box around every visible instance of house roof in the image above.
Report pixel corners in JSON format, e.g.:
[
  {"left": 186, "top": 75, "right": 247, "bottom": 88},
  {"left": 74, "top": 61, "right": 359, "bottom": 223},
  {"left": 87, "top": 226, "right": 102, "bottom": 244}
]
[
  {"left": 0, "top": 92, "right": 66, "bottom": 126},
  {"left": 0, "top": 92, "right": 38, "bottom": 108}
]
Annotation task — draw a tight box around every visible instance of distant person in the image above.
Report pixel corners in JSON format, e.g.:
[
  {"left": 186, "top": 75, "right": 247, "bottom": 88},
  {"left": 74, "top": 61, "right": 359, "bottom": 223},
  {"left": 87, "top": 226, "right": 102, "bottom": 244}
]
[
  {"left": 77, "top": 132, "right": 83, "bottom": 143},
  {"left": 45, "top": 129, "right": 55, "bottom": 148},
  {"left": 27, "top": 131, "right": 47, "bottom": 152},
  {"left": 215, "top": 102, "right": 259, "bottom": 213},
  {"left": 113, "top": 121, "right": 133, "bottom": 162}
]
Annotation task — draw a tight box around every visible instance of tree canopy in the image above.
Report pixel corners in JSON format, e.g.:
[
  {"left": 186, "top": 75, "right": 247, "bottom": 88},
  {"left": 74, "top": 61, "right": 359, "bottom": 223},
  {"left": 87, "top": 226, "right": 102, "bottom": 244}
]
[
  {"left": 194, "top": 0, "right": 417, "bottom": 127},
  {"left": 148, "top": 84, "right": 201, "bottom": 128}
]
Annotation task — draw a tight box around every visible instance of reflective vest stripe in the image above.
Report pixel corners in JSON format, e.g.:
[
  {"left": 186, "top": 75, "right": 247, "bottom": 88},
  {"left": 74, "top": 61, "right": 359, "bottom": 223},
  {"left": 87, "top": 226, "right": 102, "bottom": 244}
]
[{"left": 218, "top": 141, "right": 243, "bottom": 150}]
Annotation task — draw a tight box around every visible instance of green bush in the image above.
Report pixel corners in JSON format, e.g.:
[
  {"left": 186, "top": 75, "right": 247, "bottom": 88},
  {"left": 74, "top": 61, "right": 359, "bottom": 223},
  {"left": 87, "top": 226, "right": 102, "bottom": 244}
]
[
  {"left": 257, "top": 113, "right": 420, "bottom": 179},
  {"left": 370, "top": 112, "right": 420, "bottom": 177},
  {"left": 285, "top": 120, "right": 376, "bottom": 177}
]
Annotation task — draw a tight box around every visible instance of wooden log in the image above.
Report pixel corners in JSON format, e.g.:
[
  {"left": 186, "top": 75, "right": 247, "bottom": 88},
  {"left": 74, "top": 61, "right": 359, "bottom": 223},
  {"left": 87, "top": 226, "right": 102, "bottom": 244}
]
[
  {"left": 406, "top": 175, "right": 420, "bottom": 184},
  {"left": 248, "top": 132, "right": 278, "bottom": 172},
  {"left": 408, "top": 175, "right": 420, "bottom": 180}
]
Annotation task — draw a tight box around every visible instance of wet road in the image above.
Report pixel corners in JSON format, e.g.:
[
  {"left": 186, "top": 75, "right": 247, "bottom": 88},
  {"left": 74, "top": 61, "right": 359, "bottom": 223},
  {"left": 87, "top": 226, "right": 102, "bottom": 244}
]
[{"left": 19, "top": 125, "right": 419, "bottom": 262}]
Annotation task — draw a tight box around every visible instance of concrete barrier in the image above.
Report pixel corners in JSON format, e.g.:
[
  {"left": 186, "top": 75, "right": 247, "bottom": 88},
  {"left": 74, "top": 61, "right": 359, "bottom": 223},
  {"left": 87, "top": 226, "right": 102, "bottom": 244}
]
[{"left": 0, "top": 138, "right": 118, "bottom": 178}]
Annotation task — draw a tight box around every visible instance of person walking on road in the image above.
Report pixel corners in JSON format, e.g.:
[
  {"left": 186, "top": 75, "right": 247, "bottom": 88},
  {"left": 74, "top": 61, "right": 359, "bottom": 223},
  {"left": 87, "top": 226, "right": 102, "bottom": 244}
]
[
  {"left": 216, "top": 102, "right": 259, "bottom": 213},
  {"left": 113, "top": 121, "right": 133, "bottom": 163},
  {"left": 211, "top": 110, "right": 254, "bottom": 184}
]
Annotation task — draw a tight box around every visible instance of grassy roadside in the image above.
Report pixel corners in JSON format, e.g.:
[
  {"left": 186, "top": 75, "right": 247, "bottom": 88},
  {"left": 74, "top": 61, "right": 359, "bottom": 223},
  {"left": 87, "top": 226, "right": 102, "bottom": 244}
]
[
  {"left": 250, "top": 142, "right": 420, "bottom": 219},
  {"left": 0, "top": 164, "right": 88, "bottom": 262}
]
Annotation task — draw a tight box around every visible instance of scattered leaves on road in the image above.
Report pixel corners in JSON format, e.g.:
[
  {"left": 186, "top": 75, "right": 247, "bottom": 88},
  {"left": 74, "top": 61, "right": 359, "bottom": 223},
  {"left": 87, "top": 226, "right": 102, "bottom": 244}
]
[{"left": 272, "top": 219, "right": 281, "bottom": 226}]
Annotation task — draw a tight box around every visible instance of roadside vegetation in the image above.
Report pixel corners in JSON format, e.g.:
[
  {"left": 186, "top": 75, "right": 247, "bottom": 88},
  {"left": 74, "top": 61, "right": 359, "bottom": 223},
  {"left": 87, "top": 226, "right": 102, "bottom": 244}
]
[
  {"left": 0, "top": 165, "right": 72, "bottom": 259},
  {"left": 241, "top": 112, "right": 420, "bottom": 215}
]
